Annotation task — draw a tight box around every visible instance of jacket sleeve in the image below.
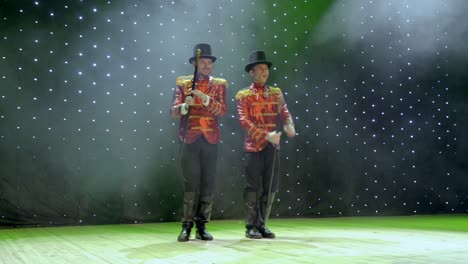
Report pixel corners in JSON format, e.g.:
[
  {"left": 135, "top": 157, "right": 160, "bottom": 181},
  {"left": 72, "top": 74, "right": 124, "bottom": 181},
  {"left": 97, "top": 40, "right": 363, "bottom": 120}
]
[
  {"left": 170, "top": 85, "right": 185, "bottom": 119},
  {"left": 205, "top": 83, "right": 227, "bottom": 117},
  {"left": 279, "top": 91, "right": 294, "bottom": 126}
]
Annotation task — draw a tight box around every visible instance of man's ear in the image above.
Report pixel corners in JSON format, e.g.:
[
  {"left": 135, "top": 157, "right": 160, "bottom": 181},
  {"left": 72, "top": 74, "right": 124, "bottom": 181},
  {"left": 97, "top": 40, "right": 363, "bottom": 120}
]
[{"left": 249, "top": 69, "right": 254, "bottom": 77}]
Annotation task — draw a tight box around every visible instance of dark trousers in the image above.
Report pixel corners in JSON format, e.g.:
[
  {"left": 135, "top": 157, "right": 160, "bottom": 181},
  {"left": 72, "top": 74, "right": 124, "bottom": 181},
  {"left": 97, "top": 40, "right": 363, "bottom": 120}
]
[
  {"left": 244, "top": 144, "right": 279, "bottom": 228},
  {"left": 180, "top": 136, "right": 218, "bottom": 228}
]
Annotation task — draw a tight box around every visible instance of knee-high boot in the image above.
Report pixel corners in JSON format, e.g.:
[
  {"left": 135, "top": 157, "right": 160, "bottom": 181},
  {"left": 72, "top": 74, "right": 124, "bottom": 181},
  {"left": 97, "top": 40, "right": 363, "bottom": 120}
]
[
  {"left": 260, "top": 192, "right": 276, "bottom": 224},
  {"left": 195, "top": 195, "right": 214, "bottom": 240},
  {"left": 177, "top": 192, "right": 196, "bottom": 242},
  {"left": 244, "top": 191, "right": 262, "bottom": 239}
]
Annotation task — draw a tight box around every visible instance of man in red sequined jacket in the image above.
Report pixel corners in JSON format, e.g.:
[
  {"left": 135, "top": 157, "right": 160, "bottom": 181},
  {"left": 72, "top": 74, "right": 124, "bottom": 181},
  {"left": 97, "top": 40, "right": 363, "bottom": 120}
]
[
  {"left": 170, "top": 43, "right": 227, "bottom": 242},
  {"left": 236, "top": 50, "right": 295, "bottom": 239}
]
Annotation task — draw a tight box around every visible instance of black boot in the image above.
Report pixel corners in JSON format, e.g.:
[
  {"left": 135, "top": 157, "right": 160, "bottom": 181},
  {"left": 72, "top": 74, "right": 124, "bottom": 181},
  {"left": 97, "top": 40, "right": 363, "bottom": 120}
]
[
  {"left": 195, "top": 222, "right": 213, "bottom": 241},
  {"left": 194, "top": 195, "right": 214, "bottom": 241},
  {"left": 244, "top": 192, "right": 262, "bottom": 239},
  {"left": 177, "top": 222, "right": 193, "bottom": 242},
  {"left": 177, "top": 192, "right": 196, "bottom": 242},
  {"left": 258, "top": 225, "right": 275, "bottom": 239},
  {"left": 245, "top": 227, "right": 262, "bottom": 239},
  {"left": 261, "top": 192, "right": 276, "bottom": 223}
]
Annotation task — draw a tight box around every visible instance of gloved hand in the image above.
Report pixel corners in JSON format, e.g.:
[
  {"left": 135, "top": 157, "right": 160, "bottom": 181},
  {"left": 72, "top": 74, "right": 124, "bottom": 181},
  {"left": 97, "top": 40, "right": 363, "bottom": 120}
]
[
  {"left": 184, "top": 95, "right": 195, "bottom": 106},
  {"left": 283, "top": 124, "right": 296, "bottom": 138},
  {"left": 180, "top": 95, "right": 194, "bottom": 114},
  {"left": 265, "top": 131, "right": 282, "bottom": 145},
  {"left": 191, "top": 90, "right": 209, "bottom": 105}
]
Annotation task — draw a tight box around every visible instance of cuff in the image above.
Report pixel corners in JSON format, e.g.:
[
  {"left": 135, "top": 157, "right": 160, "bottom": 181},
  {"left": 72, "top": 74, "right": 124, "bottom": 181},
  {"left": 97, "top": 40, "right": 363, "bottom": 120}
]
[
  {"left": 181, "top": 103, "right": 189, "bottom": 115},
  {"left": 202, "top": 96, "right": 210, "bottom": 106}
]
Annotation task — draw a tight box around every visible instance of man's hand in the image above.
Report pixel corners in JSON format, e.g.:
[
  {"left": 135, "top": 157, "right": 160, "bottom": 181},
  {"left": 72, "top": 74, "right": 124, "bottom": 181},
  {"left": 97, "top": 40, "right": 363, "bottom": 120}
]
[
  {"left": 284, "top": 124, "right": 296, "bottom": 138},
  {"left": 265, "top": 131, "right": 282, "bottom": 145}
]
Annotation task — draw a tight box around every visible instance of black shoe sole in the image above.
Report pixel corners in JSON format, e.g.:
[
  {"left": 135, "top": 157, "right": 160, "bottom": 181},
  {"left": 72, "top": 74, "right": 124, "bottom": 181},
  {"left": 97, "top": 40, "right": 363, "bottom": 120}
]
[
  {"left": 245, "top": 234, "right": 262, "bottom": 239},
  {"left": 196, "top": 235, "right": 213, "bottom": 241}
]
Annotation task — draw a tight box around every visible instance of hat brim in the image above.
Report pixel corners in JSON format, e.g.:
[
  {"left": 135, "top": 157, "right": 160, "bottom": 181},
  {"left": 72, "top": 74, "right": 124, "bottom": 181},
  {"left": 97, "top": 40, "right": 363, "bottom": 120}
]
[
  {"left": 245, "top": 61, "right": 272, "bottom": 72},
  {"left": 189, "top": 56, "right": 217, "bottom": 64}
]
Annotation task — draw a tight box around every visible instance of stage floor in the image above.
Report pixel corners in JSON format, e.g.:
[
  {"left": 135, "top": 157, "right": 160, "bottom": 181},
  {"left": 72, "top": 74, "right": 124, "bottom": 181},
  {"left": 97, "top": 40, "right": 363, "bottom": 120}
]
[{"left": 1, "top": 215, "right": 467, "bottom": 263}]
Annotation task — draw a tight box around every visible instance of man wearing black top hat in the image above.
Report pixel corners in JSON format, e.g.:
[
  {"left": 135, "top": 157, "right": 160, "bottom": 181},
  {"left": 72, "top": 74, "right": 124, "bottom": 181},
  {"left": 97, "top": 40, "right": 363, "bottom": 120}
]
[
  {"left": 235, "top": 50, "right": 296, "bottom": 239},
  {"left": 170, "top": 43, "right": 228, "bottom": 242}
]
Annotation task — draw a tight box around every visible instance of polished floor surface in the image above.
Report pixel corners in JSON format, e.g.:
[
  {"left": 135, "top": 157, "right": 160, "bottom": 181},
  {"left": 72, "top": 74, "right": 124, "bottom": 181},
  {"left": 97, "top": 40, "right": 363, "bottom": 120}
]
[{"left": 1, "top": 215, "right": 467, "bottom": 263}]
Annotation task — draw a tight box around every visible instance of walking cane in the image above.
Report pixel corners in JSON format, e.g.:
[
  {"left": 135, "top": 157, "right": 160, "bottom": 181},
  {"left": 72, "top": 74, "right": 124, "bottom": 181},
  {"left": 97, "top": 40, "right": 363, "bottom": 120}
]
[
  {"left": 264, "top": 95, "right": 284, "bottom": 223},
  {"left": 178, "top": 48, "right": 201, "bottom": 156}
]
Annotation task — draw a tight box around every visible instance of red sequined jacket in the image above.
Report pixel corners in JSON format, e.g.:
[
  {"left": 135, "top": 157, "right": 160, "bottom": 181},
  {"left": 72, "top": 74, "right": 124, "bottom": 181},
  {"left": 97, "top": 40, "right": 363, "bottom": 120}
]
[
  {"left": 171, "top": 75, "right": 227, "bottom": 144},
  {"left": 236, "top": 84, "right": 294, "bottom": 152}
]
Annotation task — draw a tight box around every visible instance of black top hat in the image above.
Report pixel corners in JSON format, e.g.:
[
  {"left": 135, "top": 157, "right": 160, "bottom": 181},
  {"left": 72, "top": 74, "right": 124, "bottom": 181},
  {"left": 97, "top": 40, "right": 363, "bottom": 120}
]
[
  {"left": 245, "top": 50, "right": 272, "bottom": 72},
  {"left": 189, "top": 43, "right": 217, "bottom": 64}
]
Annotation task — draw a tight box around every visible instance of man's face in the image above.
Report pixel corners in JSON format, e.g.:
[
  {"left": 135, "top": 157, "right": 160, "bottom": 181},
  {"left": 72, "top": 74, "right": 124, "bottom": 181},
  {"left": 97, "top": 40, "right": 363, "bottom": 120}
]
[
  {"left": 249, "top": 64, "right": 269, "bottom": 84},
  {"left": 195, "top": 58, "right": 213, "bottom": 77}
]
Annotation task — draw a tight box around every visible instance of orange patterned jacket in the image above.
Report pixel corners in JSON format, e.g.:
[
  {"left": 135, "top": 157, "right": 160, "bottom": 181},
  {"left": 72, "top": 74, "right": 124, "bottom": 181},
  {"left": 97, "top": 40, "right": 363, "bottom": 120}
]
[
  {"left": 171, "top": 75, "right": 227, "bottom": 144},
  {"left": 236, "top": 84, "right": 294, "bottom": 152}
]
